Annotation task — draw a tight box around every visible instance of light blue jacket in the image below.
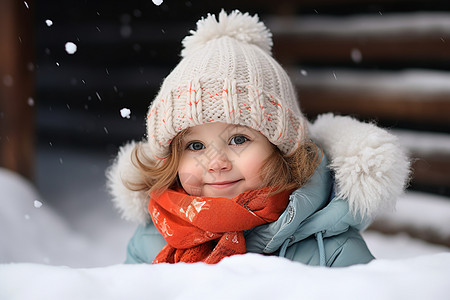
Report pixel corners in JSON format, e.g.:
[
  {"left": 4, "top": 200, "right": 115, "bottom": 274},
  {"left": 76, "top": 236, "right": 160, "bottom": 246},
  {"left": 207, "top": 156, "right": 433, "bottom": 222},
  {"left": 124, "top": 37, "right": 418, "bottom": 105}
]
[{"left": 125, "top": 155, "right": 374, "bottom": 267}]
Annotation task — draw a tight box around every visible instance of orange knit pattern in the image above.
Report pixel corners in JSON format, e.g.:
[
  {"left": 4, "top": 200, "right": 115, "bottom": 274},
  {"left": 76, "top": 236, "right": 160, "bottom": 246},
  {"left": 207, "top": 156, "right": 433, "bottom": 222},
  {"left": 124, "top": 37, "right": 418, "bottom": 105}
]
[{"left": 149, "top": 188, "right": 291, "bottom": 264}]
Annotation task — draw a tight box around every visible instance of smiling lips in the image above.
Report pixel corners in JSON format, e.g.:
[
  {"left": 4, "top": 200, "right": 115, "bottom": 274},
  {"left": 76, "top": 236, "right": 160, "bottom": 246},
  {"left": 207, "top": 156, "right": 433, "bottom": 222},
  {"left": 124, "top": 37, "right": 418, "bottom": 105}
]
[{"left": 206, "top": 180, "right": 242, "bottom": 189}]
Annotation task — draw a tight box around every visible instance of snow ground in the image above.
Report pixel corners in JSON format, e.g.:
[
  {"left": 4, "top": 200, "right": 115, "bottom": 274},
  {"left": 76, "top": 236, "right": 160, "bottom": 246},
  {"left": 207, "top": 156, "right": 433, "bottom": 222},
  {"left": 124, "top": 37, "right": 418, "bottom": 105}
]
[
  {"left": 1, "top": 253, "right": 449, "bottom": 300},
  {"left": 0, "top": 144, "right": 449, "bottom": 299}
]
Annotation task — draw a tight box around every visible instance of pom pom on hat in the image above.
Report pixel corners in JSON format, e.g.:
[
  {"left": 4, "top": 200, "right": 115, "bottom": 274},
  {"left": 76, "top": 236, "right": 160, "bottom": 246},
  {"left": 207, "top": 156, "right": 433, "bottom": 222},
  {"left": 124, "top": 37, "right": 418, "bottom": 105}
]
[{"left": 181, "top": 10, "right": 273, "bottom": 57}]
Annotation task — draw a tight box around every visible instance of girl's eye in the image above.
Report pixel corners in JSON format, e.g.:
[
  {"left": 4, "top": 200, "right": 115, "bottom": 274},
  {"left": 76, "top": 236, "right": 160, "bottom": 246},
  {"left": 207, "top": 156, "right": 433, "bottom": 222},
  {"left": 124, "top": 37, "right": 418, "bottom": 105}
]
[
  {"left": 187, "top": 141, "right": 205, "bottom": 151},
  {"left": 230, "top": 135, "right": 249, "bottom": 145}
]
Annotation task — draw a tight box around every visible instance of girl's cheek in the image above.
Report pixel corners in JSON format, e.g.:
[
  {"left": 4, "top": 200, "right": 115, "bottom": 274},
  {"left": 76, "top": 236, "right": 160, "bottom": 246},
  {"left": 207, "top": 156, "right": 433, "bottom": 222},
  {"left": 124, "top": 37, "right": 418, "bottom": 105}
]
[
  {"left": 178, "top": 160, "right": 203, "bottom": 189},
  {"left": 179, "top": 174, "right": 203, "bottom": 196}
]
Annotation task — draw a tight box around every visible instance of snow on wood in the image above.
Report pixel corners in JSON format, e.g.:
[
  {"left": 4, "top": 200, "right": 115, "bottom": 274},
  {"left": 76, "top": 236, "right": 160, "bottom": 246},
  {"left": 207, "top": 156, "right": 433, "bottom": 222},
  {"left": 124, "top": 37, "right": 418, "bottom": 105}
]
[
  {"left": 267, "top": 12, "right": 450, "bottom": 37},
  {"left": 293, "top": 68, "right": 450, "bottom": 95},
  {"left": 393, "top": 130, "right": 450, "bottom": 156}
]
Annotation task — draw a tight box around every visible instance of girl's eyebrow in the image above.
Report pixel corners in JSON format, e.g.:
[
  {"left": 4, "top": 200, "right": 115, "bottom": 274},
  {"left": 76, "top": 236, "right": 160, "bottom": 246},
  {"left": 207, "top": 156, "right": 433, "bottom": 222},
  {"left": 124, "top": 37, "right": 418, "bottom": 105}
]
[
  {"left": 227, "top": 125, "right": 253, "bottom": 135},
  {"left": 179, "top": 128, "right": 192, "bottom": 140},
  {"left": 180, "top": 132, "right": 201, "bottom": 147},
  {"left": 181, "top": 131, "right": 194, "bottom": 141},
  {"left": 223, "top": 124, "right": 247, "bottom": 132},
  {"left": 180, "top": 124, "right": 250, "bottom": 141}
]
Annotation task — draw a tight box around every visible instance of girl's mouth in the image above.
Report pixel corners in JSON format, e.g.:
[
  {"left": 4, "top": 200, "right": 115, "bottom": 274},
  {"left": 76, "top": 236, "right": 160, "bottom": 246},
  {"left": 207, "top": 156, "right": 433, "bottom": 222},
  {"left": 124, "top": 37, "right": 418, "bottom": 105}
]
[{"left": 206, "top": 180, "right": 242, "bottom": 189}]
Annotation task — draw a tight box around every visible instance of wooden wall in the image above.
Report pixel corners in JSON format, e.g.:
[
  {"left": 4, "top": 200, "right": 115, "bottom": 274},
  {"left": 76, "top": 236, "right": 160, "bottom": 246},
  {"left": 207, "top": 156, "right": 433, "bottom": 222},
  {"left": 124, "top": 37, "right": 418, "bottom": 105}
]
[{"left": 0, "top": 0, "right": 35, "bottom": 180}]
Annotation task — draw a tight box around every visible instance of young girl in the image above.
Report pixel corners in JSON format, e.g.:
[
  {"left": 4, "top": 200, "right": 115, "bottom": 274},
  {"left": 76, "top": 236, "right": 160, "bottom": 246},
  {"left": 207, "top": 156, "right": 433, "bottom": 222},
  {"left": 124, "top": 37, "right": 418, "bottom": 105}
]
[{"left": 107, "top": 10, "right": 410, "bottom": 266}]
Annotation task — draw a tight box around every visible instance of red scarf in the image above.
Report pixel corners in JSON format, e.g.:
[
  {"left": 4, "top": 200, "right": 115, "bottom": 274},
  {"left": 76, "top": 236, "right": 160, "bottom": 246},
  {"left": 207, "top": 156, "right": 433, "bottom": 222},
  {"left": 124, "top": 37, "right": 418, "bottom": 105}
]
[{"left": 149, "top": 188, "right": 290, "bottom": 264}]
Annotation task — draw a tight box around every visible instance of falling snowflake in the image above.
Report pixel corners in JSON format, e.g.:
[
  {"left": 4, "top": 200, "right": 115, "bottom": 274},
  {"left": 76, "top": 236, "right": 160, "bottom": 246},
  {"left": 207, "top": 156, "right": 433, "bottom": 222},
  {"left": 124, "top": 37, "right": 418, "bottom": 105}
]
[
  {"left": 34, "top": 200, "right": 43, "bottom": 208},
  {"left": 152, "top": 0, "right": 163, "bottom": 6},
  {"left": 120, "top": 108, "right": 131, "bottom": 119},
  {"left": 65, "top": 42, "right": 77, "bottom": 54},
  {"left": 45, "top": 19, "right": 53, "bottom": 27}
]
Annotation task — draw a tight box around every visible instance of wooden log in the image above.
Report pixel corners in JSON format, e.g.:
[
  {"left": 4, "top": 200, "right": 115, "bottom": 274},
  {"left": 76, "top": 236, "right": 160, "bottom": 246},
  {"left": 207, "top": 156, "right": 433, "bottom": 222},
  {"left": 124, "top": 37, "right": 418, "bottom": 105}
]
[
  {"left": 274, "top": 35, "right": 450, "bottom": 65},
  {"left": 411, "top": 155, "right": 450, "bottom": 187},
  {"left": 0, "top": 0, "right": 35, "bottom": 180},
  {"left": 297, "top": 88, "right": 450, "bottom": 125}
]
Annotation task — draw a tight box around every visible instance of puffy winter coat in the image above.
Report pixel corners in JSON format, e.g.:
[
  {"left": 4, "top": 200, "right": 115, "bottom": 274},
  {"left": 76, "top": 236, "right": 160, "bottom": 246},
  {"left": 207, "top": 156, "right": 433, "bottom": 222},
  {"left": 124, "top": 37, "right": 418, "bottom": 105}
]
[{"left": 107, "top": 114, "right": 410, "bottom": 267}]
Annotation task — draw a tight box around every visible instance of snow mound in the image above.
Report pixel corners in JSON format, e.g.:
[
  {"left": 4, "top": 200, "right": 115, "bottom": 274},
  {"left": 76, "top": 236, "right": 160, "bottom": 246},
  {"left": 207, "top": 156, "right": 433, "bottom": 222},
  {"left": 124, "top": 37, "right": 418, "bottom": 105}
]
[
  {"left": 1, "top": 253, "right": 449, "bottom": 300},
  {"left": 0, "top": 168, "right": 122, "bottom": 267}
]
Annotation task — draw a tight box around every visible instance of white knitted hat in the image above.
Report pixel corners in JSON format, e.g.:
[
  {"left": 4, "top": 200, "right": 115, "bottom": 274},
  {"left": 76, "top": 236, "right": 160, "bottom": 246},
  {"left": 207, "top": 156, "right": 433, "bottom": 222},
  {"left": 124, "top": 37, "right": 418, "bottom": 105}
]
[{"left": 146, "top": 10, "right": 307, "bottom": 159}]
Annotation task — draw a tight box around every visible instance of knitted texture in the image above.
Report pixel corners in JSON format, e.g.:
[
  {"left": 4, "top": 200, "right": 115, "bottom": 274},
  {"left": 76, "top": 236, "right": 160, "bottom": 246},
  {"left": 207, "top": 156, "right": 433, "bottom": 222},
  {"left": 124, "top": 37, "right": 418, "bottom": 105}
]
[{"left": 146, "top": 10, "right": 307, "bottom": 159}]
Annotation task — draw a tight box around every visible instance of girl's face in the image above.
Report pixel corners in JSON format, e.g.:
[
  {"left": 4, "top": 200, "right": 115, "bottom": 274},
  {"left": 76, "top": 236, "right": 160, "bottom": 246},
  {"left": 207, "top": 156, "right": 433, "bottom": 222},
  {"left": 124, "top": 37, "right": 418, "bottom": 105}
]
[{"left": 177, "top": 122, "right": 273, "bottom": 198}]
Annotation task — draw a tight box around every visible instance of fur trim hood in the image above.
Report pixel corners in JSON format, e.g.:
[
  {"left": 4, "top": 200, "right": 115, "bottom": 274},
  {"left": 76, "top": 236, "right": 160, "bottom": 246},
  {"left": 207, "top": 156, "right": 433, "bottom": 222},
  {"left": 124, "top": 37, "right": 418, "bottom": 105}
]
[{"left": 106, "top": 113, "right": 410, "bottom": 225}]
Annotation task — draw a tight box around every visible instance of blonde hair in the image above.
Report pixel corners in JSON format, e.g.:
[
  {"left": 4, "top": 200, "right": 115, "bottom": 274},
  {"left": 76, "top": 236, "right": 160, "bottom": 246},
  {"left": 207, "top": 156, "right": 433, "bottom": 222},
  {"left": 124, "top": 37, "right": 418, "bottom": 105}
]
[
  {"left": 260, "top": 141, "right": 322, "bottom": 194},
  {"left": 128, "top": 131, "right": 321, "bottom": 196}
]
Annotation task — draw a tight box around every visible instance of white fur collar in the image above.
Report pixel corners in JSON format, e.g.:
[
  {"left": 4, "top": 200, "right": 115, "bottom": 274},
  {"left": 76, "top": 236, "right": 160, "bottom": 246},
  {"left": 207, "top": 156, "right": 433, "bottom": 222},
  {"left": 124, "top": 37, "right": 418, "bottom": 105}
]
[{"left": 106, "top": 113, "right": 410, "bottom": 224}]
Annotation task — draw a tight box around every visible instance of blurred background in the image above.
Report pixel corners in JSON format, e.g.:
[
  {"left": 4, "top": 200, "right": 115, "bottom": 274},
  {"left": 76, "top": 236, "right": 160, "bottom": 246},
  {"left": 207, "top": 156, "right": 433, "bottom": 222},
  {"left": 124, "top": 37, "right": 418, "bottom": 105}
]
[{"left": 1, "top": 0, "right": 450, "bottom": 266}]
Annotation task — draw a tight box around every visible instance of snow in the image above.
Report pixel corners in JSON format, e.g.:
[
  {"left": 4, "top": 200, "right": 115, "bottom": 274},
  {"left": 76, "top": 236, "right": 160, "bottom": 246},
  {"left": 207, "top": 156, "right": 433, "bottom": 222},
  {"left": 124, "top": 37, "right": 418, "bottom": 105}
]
[
  {"left": 0, "top": 168, "right": 116, "bottom": 267},
  {"left": 152, "top": 0, "right": 163, "bottom": 6},
  {"left": 45, "top": 19, "right": 53, "bottom": 27},
  {"left": 372, "top": 192, "right": 450, "bottom": 243},
  {"left": 267, "top": 12, "right": 450, "bottom": 37},
  {"left": 120, "top": 108, "right": 131, "bottom": 119},
  {"left": 65, "top": 42, "right": 77, "bottom": 55},
  {"left": 293, "top": 68, "right": 450, "bottom": 95},
  {"left": 396, "top": 193, "right": 450, "bottom": 235},
  {"left": 393, "top": 129, "right": 450, "bottom": 156},
  {"left": 1, "top": 253, "right": 449, "bottom": 300},
  {"left": 363, "top": 231, "right": 449, "bottom": 260}
]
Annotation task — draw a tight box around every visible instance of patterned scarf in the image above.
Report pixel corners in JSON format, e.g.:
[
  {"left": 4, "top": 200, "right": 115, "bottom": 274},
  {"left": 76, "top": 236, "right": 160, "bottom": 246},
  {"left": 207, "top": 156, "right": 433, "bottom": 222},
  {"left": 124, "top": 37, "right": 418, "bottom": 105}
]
[{"left": 149, "top": 188, "right": 290, "bottom": 264}]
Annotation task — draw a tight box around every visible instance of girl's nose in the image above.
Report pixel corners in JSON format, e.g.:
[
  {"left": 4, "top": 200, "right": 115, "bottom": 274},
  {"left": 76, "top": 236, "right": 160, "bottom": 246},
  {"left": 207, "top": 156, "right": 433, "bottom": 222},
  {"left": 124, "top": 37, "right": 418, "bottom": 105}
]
[{"left": 207, "top": 151, "right": 232, "bottom": 172}]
